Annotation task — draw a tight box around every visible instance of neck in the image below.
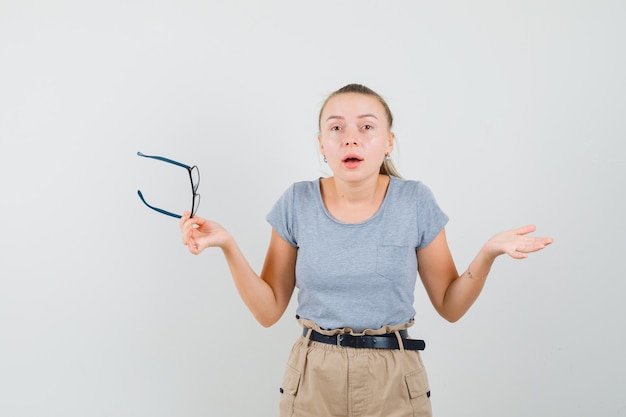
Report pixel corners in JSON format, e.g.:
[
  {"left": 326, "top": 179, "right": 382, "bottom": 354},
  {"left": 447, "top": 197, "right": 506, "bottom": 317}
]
[
  {"left": 320, "top": 174, "right": 390, "bottom": 223},
  {"left": 330, "top": 174, "right": 383, "bottom": 202}
]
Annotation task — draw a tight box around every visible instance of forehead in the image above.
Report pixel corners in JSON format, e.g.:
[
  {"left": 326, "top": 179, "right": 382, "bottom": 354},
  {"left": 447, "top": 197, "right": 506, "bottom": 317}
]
[{"left": 321, "top": 93, "right": 387, "bottom": 120}]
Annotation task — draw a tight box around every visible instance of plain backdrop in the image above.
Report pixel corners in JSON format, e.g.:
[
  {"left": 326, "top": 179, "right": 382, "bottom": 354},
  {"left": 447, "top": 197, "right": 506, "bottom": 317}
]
[{"left": 1, "top": 1, "right": 625, "bottom": 416}]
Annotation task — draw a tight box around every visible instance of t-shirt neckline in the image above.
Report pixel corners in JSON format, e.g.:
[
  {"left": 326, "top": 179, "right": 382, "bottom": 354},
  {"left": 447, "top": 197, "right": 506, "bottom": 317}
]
[{"left": 314, "top": 176, "right": 395, "bottom": 226}]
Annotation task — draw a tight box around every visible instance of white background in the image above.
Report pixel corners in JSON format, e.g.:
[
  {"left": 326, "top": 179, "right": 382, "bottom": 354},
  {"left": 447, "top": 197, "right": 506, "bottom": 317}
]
[{"left": 1, "top": 1, "right": 625, "bottom": 416}]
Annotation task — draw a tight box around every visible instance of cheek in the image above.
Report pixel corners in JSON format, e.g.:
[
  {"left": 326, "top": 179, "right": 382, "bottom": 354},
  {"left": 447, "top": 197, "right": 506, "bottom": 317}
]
[
  {"left": 361, "top": 133, "right": 384, "bottom": 147},
  {"left": 327, "top": 131, "right": 344, "bottom": 142},
  {"left": 323, "top": 142, "right": 342, "bottom": 155},
  {"left": 320, "top": 133, "right": 343, "bottom": 148}
]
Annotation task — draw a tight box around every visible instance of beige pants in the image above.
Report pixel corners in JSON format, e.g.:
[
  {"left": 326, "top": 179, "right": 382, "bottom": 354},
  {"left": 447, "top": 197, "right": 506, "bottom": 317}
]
[{"left": 279, "top": 319, "right": 432, "bottom": 417}]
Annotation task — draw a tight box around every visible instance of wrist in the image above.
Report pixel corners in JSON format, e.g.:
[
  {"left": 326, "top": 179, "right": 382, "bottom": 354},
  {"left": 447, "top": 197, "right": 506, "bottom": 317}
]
[
  {"left": 481, "top": 241, "right": 503, "bottom": 261},
  {"left": 465, "top": 245, "right": 497, "bottom": 281},
  {"left": 465, "top": 269, "right": 485, "bottom": 281},
  {"left": 219, "top": 232, "right": 238, "bottom": 254}
]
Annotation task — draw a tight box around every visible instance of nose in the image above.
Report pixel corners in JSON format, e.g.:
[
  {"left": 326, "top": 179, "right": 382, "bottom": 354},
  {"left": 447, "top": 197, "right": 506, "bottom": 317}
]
[{"left": 343, "top": 127, "right": 359, "bottom": 146}]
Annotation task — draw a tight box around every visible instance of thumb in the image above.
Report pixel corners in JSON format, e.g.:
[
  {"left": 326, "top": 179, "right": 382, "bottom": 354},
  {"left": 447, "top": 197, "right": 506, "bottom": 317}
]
[
  {"left": 187, "top": 239, "right": 202, "bottom": 255},
  {"left": 514, "top": 224, "right": 536, "bottom": 236}
]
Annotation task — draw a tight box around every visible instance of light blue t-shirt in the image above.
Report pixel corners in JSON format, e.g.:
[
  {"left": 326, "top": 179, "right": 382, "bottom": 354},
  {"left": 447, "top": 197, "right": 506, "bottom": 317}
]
[{"left": 266, "top": 176, "right": 448, "bottom": 332}]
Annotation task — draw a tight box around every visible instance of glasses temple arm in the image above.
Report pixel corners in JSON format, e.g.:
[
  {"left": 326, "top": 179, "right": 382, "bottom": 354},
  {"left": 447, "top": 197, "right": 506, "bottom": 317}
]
[
  {"left": 137, "top": 190, "right": 182, "bottom": 219},
  {"left": 137, "top": 152, "right": 191, "bottom": 170}
]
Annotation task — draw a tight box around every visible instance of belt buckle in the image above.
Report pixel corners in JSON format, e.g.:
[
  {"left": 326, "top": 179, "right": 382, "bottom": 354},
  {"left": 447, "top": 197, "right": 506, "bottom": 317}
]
[{"left": 336, "top": 334, "right": 344, "bottom": 346}]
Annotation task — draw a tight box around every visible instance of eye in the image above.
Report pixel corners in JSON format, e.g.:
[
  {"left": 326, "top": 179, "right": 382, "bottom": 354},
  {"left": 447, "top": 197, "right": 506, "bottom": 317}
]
[
  {"left": 362, "top": 124, "right": 373, "bottom": 130},
  {"left": 330, "top": 125, "right": 341, "bottom": 131}
]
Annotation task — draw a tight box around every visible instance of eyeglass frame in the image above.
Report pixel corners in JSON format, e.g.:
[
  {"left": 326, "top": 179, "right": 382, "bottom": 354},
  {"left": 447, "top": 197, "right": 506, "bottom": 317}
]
[{"left": 137, "top": 151, "right": 200, "bottom": 219}]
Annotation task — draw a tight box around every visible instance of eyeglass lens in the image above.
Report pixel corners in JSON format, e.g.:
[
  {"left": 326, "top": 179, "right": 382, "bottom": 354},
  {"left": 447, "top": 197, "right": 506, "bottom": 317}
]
[
  {"left": 192, "top": 193, "right": 201, "bottom": 217},
  {"left": 190, "top": 166, "right": 200, "bottom": 193}
]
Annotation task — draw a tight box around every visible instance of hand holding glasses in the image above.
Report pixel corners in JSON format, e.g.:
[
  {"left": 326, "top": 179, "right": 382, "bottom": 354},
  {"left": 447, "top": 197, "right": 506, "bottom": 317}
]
[{"left": 137, "top": 151, "right": 200, "bottom": 219}]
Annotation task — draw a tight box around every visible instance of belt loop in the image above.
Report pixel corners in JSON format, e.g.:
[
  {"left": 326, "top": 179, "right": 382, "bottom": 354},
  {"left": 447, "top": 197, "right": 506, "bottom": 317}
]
[
  {"left": 304, "top": 328, "right": 313, "bottom": 347},
  {"left": 394, "top": 330, "right": 405, "bottom": 351}
]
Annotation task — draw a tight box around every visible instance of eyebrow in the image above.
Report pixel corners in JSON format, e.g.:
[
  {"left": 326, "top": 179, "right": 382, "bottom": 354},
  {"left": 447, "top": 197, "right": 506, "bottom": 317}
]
[{"left": 325, "top": 114, "right": 379, "bottom": 123}]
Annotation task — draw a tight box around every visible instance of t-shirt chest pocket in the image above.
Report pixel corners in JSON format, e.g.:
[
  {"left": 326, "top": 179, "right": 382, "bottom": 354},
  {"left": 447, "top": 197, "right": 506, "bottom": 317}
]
[{"left": 375, "top": 244, "right": 413, "bottom": 281}]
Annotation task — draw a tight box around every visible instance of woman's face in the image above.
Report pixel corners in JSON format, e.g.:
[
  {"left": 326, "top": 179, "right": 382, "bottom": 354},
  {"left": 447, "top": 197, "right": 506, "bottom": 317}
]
[{"left": 318, "top": 93, "right": 394, "bottom": 181}]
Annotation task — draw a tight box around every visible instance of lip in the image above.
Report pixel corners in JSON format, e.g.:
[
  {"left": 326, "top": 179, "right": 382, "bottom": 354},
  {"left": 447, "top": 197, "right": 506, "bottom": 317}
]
[
  {"left": 341, "top": 153, "right": 364, "bottom": 163},
  {"left": 341, "top": 153, "right": 364, "bottom": 168}
]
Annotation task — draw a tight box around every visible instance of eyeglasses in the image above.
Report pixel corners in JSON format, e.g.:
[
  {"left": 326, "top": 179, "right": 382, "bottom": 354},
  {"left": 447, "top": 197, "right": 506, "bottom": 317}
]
[{"left": 137, "top": 151, "right": 200, "bottom": 219}]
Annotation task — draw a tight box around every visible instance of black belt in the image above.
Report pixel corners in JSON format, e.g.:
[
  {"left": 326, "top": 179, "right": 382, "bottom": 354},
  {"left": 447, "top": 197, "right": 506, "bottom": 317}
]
[{"left": 303, "top": 328, "right": 425, "bottom": 351}]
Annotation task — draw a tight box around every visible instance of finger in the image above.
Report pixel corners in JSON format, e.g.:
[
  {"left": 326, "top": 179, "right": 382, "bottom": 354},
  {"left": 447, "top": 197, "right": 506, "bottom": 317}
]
[
  {"left": 182, "top": 228, "right": 193, "bottom": 245},
  {"left": 181, "top": 216, "right": 204, "bottom": 244},
  {"left": 524, "top": 240, "right": 551, "bottom": 253},
  {"left": 514, "top": 224, "right": 536, "bottom": 236},
  {"left": 514, "top": 237, "right": 553, "bottom": 255},
  {"left": 181, "top": 215, "right": 196, "bottom": 245},
  {"left": 179, "top": 211, "right": 191, "bottom": 231},
  {"left": 187, "top": 239, "right": 201, "bottom": 255}
]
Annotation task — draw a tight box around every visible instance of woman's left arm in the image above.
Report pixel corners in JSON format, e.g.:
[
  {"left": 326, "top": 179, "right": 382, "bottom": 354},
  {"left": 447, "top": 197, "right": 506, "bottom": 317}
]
[{"left": 417, "top": 225, "right": 553, "bottom": 322}]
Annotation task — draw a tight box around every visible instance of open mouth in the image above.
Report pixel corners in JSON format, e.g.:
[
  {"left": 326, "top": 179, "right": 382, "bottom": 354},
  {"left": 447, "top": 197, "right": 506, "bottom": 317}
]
[{"left": 342, "top": 154, "right": 364, "bottom": 163}]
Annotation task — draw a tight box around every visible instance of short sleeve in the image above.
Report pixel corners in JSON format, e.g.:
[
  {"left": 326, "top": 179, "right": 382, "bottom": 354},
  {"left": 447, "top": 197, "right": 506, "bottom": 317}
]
[
  {"left": 415, "top": 182, "right": 449, "bottom": 250},
  {"left": 266, "top": 184, "right": 298, "bottom": 247}
]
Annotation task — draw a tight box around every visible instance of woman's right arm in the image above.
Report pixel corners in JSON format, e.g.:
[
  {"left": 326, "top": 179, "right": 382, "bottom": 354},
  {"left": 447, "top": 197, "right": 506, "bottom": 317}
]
[{"left": 180, "top": 212, "right": 296, "bottom": 327}]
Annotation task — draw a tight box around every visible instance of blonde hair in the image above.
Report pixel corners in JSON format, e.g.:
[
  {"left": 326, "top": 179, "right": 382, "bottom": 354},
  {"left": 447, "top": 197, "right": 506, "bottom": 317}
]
[{"left": 318, "top": 84, "right": 401, "bottom": 178}]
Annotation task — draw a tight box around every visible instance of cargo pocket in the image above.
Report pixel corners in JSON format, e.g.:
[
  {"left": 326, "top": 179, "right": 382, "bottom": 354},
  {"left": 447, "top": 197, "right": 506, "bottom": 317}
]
[
  {"left": 405, "top": 367, "right": 432, "bottom": 417},
  {"left": 279, "top": 365, "right": 301, "bottom": 417}
]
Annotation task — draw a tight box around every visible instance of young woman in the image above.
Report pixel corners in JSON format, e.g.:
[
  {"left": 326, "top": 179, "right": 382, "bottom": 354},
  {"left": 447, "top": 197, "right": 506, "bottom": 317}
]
[{"left": 179, "top": 84, "right": 552, "bottom": 417}]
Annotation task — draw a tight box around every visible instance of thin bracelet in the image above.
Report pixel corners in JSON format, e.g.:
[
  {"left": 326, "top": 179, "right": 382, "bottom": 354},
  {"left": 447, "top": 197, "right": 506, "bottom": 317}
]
[{"left": 466, "top": 269, "right": 485, "bottom": 281}]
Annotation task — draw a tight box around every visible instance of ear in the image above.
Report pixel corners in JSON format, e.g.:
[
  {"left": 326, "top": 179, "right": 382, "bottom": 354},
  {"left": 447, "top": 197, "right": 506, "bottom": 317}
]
[
  {"left": 318, "top": 134, "right": 325, "bottom": 155},
  {"left": 386, "top": 132, "right": 395, "bottom": 155}
]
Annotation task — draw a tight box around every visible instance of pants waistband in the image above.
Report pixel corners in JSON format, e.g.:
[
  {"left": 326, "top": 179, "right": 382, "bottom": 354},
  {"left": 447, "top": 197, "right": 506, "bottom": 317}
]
[{"left": 303, "top": 328, "right": 425, "bottom": 351}]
